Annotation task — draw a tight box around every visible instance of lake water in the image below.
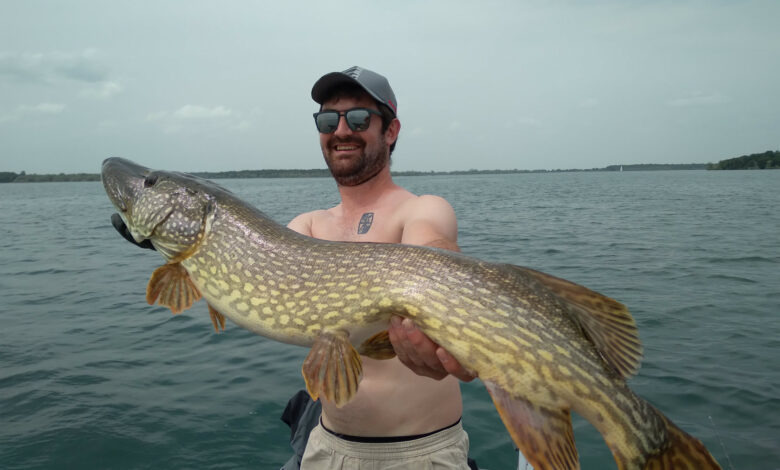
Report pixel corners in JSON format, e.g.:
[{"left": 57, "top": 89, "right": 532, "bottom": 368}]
[{"left": 1, "top": 170, "right": 778, "bottom": 469}]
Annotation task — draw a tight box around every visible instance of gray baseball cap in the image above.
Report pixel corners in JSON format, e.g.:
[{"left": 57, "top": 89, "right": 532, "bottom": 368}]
[{"left": 311, "top": 66, "right": 397, "bottom": 116}]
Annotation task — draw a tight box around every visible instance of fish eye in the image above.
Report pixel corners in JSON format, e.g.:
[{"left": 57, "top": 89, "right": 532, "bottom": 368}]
[{"left": 144, "top": 174, "right": 159, "bottom": 187}]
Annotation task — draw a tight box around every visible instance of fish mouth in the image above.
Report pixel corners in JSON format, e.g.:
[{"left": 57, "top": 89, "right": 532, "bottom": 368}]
[
  {"left": 101, "top": 157, "right": 222, "bottom": 260},
  {"left": 117, "top": 206, "right": 175, "bottom": 247},
  {"left": 102, "top": 157, "right": 150, "bottom": 214},
  {"left": 102, "top": 157, "right": 171, "bottom": 245}
]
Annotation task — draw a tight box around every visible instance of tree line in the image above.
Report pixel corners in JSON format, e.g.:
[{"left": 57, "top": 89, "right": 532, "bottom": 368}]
[
  {"left": 708, "top": 150, "right": 779, "bottom": 170},
  {"left": 0, "top": 171, "right": 101, "bottom": 183},
  {"left": 2, "top": 151, "right": 777, "bottom": 182}
]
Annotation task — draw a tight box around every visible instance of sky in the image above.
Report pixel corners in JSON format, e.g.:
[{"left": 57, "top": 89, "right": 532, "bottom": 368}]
[{"left": 1, "top": 0, "right": 778, "bottom": 173}]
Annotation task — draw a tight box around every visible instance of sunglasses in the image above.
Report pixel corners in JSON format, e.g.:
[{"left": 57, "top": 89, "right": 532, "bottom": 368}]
[{"left": 313, "top": 108, "right": 382, "bottom": 134}]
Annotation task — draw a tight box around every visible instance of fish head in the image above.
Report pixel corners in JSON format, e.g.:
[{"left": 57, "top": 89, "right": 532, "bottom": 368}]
[{"left": 102, "top": 157, "right": 220, "bottom": 261}]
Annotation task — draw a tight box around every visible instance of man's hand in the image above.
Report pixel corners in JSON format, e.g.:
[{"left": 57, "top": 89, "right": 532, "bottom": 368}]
[
  {"left": 110, "top": 213, "right": 156, "bottom": 250},
  {"left": 388, "top": 316, "right": 476, "bottom": 382}
]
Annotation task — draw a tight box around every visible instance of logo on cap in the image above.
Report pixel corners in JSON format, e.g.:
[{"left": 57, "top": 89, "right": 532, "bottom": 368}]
[{"left": 344, "top": 66, "right": 362, "bottom": 80}]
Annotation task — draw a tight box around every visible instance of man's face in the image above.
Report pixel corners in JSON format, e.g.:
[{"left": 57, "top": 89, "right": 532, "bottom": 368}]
[{"left": 318, "top": 93, "right": 392, "bottom": 187}]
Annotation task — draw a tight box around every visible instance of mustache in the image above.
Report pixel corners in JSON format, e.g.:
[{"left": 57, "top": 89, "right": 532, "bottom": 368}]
[{"left": 328, "top": 136, "right": 365, "bottom": 147}]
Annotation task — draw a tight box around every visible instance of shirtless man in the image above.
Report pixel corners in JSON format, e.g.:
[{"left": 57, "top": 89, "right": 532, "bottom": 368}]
[
  {"left": 284, "top": 66, "right": 476, "bottom": 469},
  {"left": 109, "top": 65, "right": 478, "bottom": 469}
]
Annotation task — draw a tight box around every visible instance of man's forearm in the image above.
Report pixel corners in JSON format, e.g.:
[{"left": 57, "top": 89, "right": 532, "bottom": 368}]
[{"left": 424, "top": 238, "right": 460, "bottom": 252}]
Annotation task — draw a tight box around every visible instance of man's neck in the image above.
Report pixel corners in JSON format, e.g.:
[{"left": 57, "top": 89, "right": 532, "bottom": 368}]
[{"left": 336, "top": 166, "right": 397, "bottom": 214}]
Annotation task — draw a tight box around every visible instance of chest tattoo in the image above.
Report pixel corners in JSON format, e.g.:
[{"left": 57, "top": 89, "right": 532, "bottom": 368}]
[{"left": 357, "top": 212, "right": 374, "bottom": 234}]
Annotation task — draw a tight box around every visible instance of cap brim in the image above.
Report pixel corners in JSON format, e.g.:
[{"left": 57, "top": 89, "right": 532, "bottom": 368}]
[{"left": 311, "top": 72, "right": 364, "bottom": 104}]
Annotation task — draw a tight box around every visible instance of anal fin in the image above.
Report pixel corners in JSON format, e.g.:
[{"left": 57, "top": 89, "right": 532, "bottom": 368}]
[
  {"left": 207, "top": 304, "right": 227, "bottom": 332},
  {"left": 358, "top": 330, "right": 396, "bottom": 360},
  {"left": 146, "top": 263, "right": 202, "bottom": 314},
  {"left": 302, "top": 330, "right": 363, "bottom": 408},
  {"left": 485, "top": 380, "right": 579, "bottom": 470}
]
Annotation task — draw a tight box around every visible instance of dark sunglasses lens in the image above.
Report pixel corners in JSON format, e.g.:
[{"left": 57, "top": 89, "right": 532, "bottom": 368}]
[
  {"left": 345, "top": 109, "right": 372, "bottom": 131},
  {"left": 315, "top": 112, "right": 339, "bottom": 133}
]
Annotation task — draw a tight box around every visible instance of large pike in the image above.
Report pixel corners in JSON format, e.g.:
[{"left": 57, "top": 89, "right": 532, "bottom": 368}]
[{"left": 102, "top": 157, "right": 721, "bottom": 470}]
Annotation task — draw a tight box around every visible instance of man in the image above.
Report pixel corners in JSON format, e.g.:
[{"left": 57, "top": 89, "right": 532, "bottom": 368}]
[
  {"left": 281, "top": 66, "right": 477, "bottom": 470},
  {"left": 109, "top": 65, "right": 480, "bottom": 469}
]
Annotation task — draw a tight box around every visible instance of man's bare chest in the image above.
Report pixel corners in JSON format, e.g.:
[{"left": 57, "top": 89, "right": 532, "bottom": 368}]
[{"left": 313, "top": 209, "right": 404, "bottom": 243}]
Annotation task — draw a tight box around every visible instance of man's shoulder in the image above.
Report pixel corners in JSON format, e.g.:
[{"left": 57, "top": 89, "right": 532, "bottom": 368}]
[
  {"left": 288, "top": 208, "right": 336, "bottom": 236},
  {"left": 397, "top": 194, "right": 456, "bottom": 219},
  {"left": 396, "top": 194, "right": 458, "bottom": 249}
]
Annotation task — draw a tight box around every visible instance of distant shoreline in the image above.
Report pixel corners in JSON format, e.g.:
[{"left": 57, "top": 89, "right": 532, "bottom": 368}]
[
  {"left": 0, "top": 163, "right": 713, "bottom": 183},
  {"left": 2, "top": 151, "right": 778, "bottom": 183}
]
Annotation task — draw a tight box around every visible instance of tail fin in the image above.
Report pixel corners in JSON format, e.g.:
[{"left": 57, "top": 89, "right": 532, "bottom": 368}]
[{"left": 642, "top": 414, "right": 722, "bottom": 470}]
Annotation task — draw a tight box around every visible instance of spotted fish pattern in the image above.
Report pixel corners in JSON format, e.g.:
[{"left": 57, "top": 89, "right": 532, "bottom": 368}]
[{"left": 102, "top": 157, "right": 722, "bottom": 470}]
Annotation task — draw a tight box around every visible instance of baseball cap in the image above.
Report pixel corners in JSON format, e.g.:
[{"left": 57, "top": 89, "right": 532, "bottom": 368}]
[{"left": 311, "top": 66, "right": 397, "bottom": 116}]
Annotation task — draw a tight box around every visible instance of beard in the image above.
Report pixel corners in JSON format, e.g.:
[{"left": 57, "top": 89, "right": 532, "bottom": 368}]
[{"left": 323, "top": 134, "right": 391, "bottom": 187}]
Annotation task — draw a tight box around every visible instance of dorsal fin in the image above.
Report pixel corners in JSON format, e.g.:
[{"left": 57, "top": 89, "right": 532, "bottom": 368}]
[{"left": 514, "top": 266, "right": 643, "bottom": 378}]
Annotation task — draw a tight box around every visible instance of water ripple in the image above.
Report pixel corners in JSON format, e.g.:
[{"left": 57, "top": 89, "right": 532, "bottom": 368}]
[{"left": 2, "top": 174, "right": 779, "bottom": 469}]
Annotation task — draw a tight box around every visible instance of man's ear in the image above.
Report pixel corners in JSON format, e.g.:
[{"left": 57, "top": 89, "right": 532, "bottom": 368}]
[{"left": 384, "top": 118, "right": 400, "bottom": 146}]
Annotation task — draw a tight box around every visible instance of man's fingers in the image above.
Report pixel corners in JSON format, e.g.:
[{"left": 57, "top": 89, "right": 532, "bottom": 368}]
[
  {"left": 389, "top": 316, "right": 424, "bottom": 368},
  {"left": 389, "top": 317, "right": 447, "bottom": 380},
  {"left": 388, "top": 316, "right": 474, "bottom": 382},
  {"left": 389, "top": 316, "right": 414, "bottom": 364},
  {"left": 400, "top": 319, "right": 443, "bottom": 370},
  {"left": 436, "top": 348, "right": 477, "bottom": 382}
]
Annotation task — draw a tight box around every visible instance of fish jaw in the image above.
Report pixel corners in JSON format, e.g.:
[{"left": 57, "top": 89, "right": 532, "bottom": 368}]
[
  {"left": 101, "top": 157, "right": 216, "bottom": 262},
  {"left": 102, "top": 157, "right": 149, "bottom": 219},
  {"left": 102, "top": 157, "right": 166, "bottom": 244}
]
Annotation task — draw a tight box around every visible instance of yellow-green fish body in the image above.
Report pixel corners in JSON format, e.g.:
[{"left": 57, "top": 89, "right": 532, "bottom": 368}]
[{"left": 102, "top": 157, "right": 721, "bottom": 470}]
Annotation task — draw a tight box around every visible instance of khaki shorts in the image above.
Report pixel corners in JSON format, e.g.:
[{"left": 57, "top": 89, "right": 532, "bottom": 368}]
[{"left": 300, "top": 421, "right": 471, "bottom": 470}]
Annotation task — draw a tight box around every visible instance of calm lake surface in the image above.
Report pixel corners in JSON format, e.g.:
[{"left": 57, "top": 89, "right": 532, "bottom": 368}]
[{"left": 1, "top": 170, "right": 778, "bottom": 469}]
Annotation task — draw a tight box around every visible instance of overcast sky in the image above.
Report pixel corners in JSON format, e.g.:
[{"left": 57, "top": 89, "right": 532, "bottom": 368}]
[{"left": 1, "top": 1, "right": 778, "bottom": 173}]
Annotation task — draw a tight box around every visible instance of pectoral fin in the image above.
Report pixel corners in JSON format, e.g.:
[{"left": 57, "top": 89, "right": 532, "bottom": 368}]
[
  {"left": 207, "top": 304, "right": 226, "bottom": 332},
  {"left": 358, "top": 331, "right": 396, "bottom": 360},
  {"left": 485, "top": 381, "right": 579, "bottom": 470},
  {"left": 146, "top": 263, "right": 202, "bottom": 314},
  {"left": 302, "top": 330, "right": 363, "bottom": 407}
]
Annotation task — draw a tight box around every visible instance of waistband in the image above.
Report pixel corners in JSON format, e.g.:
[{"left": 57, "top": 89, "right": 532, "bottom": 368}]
[
  {"left": 321, "top": 418, "right": 462, "bottom": 444},
  {"left": 314, "top": 419, "right": 466, "bottom": 457}
]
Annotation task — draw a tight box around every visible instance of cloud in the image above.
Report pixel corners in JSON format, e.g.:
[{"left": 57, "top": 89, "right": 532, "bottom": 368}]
[
  {"left": 146, "top": 105, "right": 248, "bottom": 133},
  {"left": 0, "top": 102, "right": 66, "bottom": 123},
  {"left": 20, "top": 103, "right": 65, "bottom": 114},
  {"left": 0, "top": 52, "right": 45, "bottom": 82},
  {"left": 0, "top": 49, "right": 109, "bottom": 83},
  {"left": 80, "top": 80, "right": 122, "bottom": 99},
  {"left": 172, "top": 105, "right": 232, "bottom": 119},
  {"left": 667, "top": 92, "right": 731, "bottom": 107},
  {"left": 0, "top": 49, "right": 121, "bottom": 100}
]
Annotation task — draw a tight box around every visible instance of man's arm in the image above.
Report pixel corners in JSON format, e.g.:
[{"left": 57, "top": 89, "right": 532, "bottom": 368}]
[
  {"left": 389, "top": 195, "right": 476, "bottom": 382},
  {"left": 287, "top": 212, "right": 314, "bottom": 236},
  {"left": 398, "top": 195, "right": 459, "bottom": 249}
]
